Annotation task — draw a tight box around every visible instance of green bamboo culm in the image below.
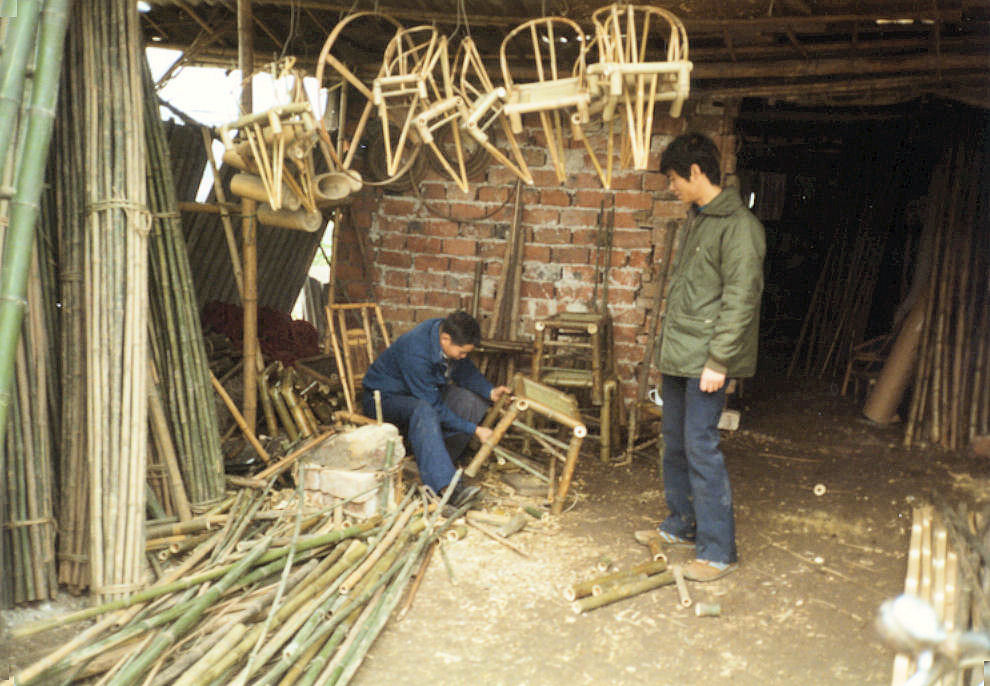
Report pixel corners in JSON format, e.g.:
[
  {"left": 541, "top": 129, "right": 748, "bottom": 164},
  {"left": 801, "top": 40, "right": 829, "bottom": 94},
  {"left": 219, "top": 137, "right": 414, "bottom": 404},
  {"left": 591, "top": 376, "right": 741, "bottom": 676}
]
[
  {"left": 0, "top": 0, "right": 71, "bottom": 449},
  {"left": 0, "top": 0, "right": 43, "bottom": 172}
]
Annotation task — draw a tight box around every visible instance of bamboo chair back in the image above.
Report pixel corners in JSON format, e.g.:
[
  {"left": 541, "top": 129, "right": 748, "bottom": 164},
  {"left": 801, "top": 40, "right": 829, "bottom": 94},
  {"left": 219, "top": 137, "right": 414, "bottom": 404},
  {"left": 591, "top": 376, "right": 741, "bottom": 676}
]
[{"left": 325, "top": 303, "right": 391, "bottom": 414}]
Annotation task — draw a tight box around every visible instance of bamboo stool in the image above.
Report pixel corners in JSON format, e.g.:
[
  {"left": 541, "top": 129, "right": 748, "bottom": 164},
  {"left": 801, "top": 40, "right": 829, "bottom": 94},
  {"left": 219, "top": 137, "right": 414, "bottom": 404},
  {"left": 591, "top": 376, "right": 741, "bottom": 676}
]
[
  {"left": 324, "top": 303, "right": 391, "bottom": 414},
  {"left": 531, "top": 312, "right": 620, "bottom": 462},
  {"left": 841, "top": 333, "right": 892, "bottom": 399},
  {"left": 465, "top": 374, "right": 587, "bottom": 515}
]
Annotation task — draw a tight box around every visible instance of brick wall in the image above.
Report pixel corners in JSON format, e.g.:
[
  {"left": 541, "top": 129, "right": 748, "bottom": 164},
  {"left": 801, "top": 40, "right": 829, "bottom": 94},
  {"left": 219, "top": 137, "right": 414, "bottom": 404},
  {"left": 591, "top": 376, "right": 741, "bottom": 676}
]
[{"left": 337, "top": 100, "right": 739, "bottom": 404}]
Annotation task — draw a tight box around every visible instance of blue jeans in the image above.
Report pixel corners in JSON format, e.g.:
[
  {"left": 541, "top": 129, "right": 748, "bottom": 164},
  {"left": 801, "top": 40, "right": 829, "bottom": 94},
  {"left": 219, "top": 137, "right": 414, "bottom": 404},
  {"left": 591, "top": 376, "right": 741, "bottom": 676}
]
[
  {"left": 659, "top": 374, "right": 737, "bottom": 564},
  {"left": 362, "top": 385, "right": 489, "bottom": 492}
]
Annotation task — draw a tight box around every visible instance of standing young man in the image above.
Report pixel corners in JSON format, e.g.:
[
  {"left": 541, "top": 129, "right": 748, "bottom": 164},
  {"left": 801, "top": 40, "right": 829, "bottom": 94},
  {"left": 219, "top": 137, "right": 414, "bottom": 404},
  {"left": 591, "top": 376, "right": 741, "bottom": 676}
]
[
  {"left": 362, "top": 311, "right": 510, "bottom": 506},
  {"left": 650, "top": 133, "right": 766, "bottom": 581}
]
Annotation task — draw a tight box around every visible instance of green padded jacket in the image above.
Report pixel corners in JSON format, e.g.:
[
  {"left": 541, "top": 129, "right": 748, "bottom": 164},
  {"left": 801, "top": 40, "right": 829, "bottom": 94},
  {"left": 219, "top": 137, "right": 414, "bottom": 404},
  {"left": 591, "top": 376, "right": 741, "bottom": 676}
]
[{"left": 658, "top": 186, "right": 766, "bottom": 379}]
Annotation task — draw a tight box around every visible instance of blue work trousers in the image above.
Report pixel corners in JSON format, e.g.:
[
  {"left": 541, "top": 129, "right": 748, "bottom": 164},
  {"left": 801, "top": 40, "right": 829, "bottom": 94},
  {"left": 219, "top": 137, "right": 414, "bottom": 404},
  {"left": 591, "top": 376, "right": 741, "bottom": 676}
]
[
  {"left": 362, "top": 385, "right": 488, "bottom": 492},
  {"left": 659, "top": 374, "right": 737, "bottom": 564}
]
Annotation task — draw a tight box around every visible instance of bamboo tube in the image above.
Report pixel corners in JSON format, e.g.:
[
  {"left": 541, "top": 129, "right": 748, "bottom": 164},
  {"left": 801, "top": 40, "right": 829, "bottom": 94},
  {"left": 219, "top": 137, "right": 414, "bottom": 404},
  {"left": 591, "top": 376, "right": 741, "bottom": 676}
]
[
  {"left": 257, "top": 203, "right": 323, "bottom": 232},
  {"left": 564, "top": 558, "right": 668, "bottom": 601},
  {"left": 230, "top": 173, "right": 302, "bottom": 211},
  {"left": 211, "top": 371, "right": 271, "bottom": 463},
  {"left": 672, "top": 565, "right": 692, "bottom": 607},
  {"left": 572, "top": 570, "right": 674, "bottom": 613}
]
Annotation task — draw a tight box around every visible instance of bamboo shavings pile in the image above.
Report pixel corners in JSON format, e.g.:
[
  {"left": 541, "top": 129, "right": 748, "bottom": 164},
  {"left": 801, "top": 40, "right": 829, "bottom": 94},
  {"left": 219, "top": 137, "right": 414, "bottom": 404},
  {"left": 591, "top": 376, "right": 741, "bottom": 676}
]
[{"left": 6, "top": 483, "right": 470, "bottom": 686}]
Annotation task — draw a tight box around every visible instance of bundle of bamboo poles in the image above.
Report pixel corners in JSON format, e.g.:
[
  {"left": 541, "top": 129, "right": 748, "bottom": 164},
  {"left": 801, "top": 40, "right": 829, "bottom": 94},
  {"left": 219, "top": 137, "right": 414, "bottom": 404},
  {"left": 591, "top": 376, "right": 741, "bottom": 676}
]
[
  {"left": 142, "top": 61, "right": 226, "bottom": 508},
  {"left": 903, "top": 117, "right": 989, "bottom": 450},
  {"left": 78, "top": 0, "right": 150, "bottom": 601},
  {"left": 889, "top": 498, "right": 988, "bottom": 685},
  {"left": 5, "top": 481, "right": 470, "bottom": 686},
  {"left": 0, "top": 0, "right": 69, "bottom": 606}
]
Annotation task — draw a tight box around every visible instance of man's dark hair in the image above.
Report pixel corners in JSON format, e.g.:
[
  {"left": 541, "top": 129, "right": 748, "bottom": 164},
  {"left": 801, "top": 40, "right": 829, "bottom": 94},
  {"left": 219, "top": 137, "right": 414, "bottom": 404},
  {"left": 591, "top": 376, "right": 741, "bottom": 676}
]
[
  {"left": 659, "top": 133, "right": 722, "bottom": 185},
  {"left": 441, "top": 311, "right": 482, "bottom": 346}
]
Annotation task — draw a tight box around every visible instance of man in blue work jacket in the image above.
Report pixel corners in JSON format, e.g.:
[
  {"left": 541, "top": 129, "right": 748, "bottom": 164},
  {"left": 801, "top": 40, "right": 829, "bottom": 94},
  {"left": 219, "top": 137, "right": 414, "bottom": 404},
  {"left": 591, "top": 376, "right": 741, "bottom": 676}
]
[{"left": 362, "top": 311, "right": 511, "bottom": 506}]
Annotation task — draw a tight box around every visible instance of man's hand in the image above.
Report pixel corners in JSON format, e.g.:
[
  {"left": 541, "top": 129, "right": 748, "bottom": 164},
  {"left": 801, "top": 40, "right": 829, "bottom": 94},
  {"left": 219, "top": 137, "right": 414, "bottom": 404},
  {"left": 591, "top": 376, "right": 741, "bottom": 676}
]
[
  {"left": 490, "top": 385, "right": 511, "bottom": 402},
  {"left": 475, "top": 425, "right": 493, "bottom": 443},
  {"left": 699, "top": 367, "right": 726, "bottom": 393}
]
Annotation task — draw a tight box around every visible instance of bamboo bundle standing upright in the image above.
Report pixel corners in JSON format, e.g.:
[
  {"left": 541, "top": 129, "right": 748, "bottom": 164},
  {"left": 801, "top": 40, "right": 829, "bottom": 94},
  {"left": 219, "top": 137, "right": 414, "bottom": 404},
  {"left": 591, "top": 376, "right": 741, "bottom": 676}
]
[
  {"left": 142, "top": 62, "right": 225, "bottom": 508},
  {"left": 79, "top": 0, "right": 150, "bottom": 600},
  {"left": 904, "top": 114, "right": 989, "bottom": 450}
]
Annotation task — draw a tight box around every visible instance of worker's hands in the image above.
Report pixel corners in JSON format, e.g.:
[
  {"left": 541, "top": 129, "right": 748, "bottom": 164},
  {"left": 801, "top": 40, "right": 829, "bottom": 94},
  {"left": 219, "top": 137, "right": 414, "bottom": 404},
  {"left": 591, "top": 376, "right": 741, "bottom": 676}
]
[
  {"left": 699, "top": 367, "right": 726, "bottom": 393},
  {"left": 490, "top": 385, "right": 511, "bottom": 402},
  {"left": 475, "top": 425, "right": 494, "bottom": 443}
]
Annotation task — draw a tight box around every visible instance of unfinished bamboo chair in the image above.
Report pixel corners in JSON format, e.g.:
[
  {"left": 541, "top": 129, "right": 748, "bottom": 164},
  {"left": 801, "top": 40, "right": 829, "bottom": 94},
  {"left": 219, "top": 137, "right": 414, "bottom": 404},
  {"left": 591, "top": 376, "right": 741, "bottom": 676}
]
[
  {"left": 465, "top": 374, "right": 587, "bottom": 515},
  {"left": 324, "top": 303, "right": 391, "bottom": 415},
  {"left": 841, "top": 333, "right": 893, "bottom": 399},
  {"left": 454, "top": 36, "right": 533, "bottom": 185},
  {"left": 220, "top": 64, "right": 323, "bottom": 221},
  {"left": 500, "top": 17, "right": 592, "bottom": 183},
  {"left": 531, "top": 311, "right": 620, "bottom": 463},
  {"left": 578, "top": 4, "right": 692, "bottom": 187},
  {"left": 313, "top": 11, "right": 419, "bottom": 193}
]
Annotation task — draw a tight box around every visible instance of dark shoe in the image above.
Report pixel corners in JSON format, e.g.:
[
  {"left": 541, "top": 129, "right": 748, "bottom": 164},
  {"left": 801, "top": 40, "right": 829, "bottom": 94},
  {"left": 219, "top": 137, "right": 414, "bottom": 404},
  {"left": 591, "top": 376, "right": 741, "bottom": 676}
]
[{"left": 446, "top": 483, "right": 481, "bottom": 509}]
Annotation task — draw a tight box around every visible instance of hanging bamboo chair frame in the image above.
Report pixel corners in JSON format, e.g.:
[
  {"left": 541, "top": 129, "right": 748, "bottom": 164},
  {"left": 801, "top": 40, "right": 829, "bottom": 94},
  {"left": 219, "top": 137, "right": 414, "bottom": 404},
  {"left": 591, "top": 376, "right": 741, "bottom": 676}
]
[
  {"left": 455, "top": 36, "right": 534, "bottom": 185},
  {"left": 577, "top": 4, "right": 692, "bottom": 186},
  {"left": 499, "top": 17, "right": 592, "bottom": 183}
]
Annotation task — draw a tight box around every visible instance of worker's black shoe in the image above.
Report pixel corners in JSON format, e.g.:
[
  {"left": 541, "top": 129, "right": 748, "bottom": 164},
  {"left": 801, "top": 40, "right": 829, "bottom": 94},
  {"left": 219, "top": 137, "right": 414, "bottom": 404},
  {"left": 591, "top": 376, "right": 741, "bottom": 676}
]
[{"left": 445, "top": 483, "right": 481, "bottom": 509}]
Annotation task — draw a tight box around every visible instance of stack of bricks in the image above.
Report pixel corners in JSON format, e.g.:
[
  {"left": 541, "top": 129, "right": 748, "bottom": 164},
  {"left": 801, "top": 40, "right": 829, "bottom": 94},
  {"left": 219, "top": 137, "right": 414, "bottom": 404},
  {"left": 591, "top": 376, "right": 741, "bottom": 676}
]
[{"left": 335, "top": 100, "right": 738, "bottom": 403}]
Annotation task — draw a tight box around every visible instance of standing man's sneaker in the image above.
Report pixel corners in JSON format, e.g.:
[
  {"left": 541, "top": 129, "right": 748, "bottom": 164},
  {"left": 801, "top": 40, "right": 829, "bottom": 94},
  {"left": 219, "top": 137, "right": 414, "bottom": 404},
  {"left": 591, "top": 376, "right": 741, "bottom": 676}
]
[{"left": 656, "top": 530, "right": 695, "bottom": 546}]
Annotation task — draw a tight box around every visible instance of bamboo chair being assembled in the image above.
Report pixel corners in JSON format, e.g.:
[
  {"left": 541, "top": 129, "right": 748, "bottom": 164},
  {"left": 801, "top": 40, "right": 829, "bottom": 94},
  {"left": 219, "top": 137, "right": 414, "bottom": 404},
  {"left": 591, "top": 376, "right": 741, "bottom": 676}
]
[
  {"left": 465, "top": 374, "right": 587, "bottom": 515},
  {"left": 324, "top": 303, "right": 391, "bottom": 415},
  {"left": 500, "top": 17, "right": 592, "bottom": 183},
  {"left": 531, "top": 311, "right": 621, "bottom": 463},
  {"left": 578, "top": 4, "right": 692, "bottom": 188},
  {"left": 454, "top": 36, "right": 533, "bottom": 185}
]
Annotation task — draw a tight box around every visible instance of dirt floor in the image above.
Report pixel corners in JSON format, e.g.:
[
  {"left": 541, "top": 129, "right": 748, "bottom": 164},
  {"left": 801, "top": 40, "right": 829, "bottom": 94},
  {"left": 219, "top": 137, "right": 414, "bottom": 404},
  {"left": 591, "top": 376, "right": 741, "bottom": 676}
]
[{"left": 3, "top": 376, "right": 988, "bottom": 684}]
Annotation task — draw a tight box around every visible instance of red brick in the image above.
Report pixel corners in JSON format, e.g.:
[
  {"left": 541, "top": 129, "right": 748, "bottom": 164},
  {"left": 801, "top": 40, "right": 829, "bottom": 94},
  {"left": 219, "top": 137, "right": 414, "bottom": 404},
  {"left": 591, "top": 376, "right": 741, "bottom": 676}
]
[
  {"left": 615, "top": 191, "right": 652, "bottom": 210},
  {"left": 377, "top": 286, "right": 410, "bottom": 303},
  {"left": 479, "top": 242, "right": 504, "bottom": 259},
  {"left": 523, "top": 244, "right": 551, "bottom": 262},
  {"left": 351, "top": 210, "right": 373, "bottom": 228},
  {"left": 608, "top": 288, "right": 638, "bottom": 306},
  {"left": 460, "top": 223, "right": 494, "bottom": 240},
  {"left": 530, "top": 169, "right": 564, "bottom": 187},
  {"left": 424, "top": 220, "right": 460, "bottom": 237},
  {"left": 444, "top": 237, "right": 477, "bottom": 256},
  {"left": 540, "top": 189, "right": 571, "bottom": 206},
  {"left": 610, "top": 173, "right": 643, "bottom": 191},
  {"left": 532, "top": 226, "right": 570, "bottom": 244},
  {"left": 419, "top": 183, "right": 447, "bottom": 200},
  {"left": 448, "top": 203, "right": 488, "bottom": 221},
  {"left": 521, "top": 281, "right": 554, "bottom": 299},
  {"left": 626, "top": 250, "right": 651, "bottom": 269},
  {"left": 524, "top": 148, "right": 547, "bottom": 167},
  {"left": 383, "top": 269, "right": 409, "bottom": 287},
  {"left": 552, "top": 246, "right": 591, "bottom": 264},
  {"left": 574, "top": 189, "right": 608, "bottom": 207},
  {"left": 407, "top": 235, "right": 442, "bottom": 253},
  {"left": 559, "top": 208, "right": 598, "bottom": 227},
  {"left": 409, "top": 290, "right": 426, "bottom": 306},
  {"left": 410, "top": 271, "right": 446, "bottom": 290},
  {"left": 486, "top": 166, "right": 520, "bottom": 185},
  {"left": 612, "top": 229, "right": 652, "bottom": 249},
  {"left": 643, "top": 172, "right": 668, "bottom": 192},
  {"left": 381, "top": 305, "right": 414, "bottom": 324},
  {"left": 522, "top": 208, "right": 560, "bottom": 225},
  {"left": 426, "top": 291, "right": 461, "bottom": 309},
  {"left": 609, "top": 269, "right": 642, "bottom": 288},
  {"left": 382, "top": 197, "right": 417, "bottom": 215},
  {"left": 570, "top": 227, "right": 597, "bottom": 245},
  {"left": 445, "top": 273, "right": 475, "bottom": 292},
  {"left": 416, "top": 254, "right": 449, "bottom": 271},
  {"left": 556, "top": 283, "right": 594, "bottom": 302},
  {"left": 477, "top": 186, "right": 503, "bottom": 202},
  {"left": 448, "top": 257, "right": 479, "bottom": 274},
  {"left": 613, "top": 211, "right": 640, "bottom": 229}
]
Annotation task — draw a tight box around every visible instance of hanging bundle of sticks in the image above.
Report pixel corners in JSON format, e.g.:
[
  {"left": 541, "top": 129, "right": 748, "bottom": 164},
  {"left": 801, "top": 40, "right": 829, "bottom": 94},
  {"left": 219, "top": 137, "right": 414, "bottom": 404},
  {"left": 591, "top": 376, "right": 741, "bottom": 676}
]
[
  {"left": 77, "top": 0, "right": 150, "bottom": 601},
  {"left": 142, "top": 62, "right": 226, "bottom": 509},
  {"left": 6, "top": 483, "right": 469, "bottom": 686},
  {"left": 904, "top": 118, "right": 989, "bottom": 450}
]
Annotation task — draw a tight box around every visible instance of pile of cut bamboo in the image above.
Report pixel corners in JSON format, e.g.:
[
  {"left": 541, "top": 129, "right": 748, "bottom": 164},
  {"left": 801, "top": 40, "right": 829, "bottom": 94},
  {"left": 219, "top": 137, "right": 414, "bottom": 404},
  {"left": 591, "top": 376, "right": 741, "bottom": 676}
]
[
  {"left": 6, "top": 482, "right": 468, "bottom": 686},
  {"left": 903, "top": 116, "right": 989, "bottom": 450},
  {"left": 889, "top": 498, "right": 988, "bottom": 685}
]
